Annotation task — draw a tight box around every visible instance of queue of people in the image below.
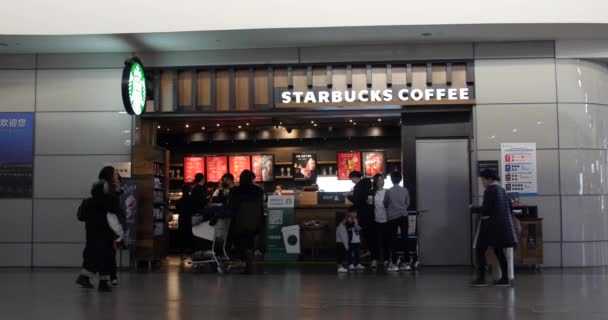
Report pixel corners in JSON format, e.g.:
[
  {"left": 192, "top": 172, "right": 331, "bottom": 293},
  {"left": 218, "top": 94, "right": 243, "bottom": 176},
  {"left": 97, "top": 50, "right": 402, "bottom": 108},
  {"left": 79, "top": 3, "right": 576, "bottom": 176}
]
[{"left": 341, "top": 170, "right": 414, "bottom": 273}]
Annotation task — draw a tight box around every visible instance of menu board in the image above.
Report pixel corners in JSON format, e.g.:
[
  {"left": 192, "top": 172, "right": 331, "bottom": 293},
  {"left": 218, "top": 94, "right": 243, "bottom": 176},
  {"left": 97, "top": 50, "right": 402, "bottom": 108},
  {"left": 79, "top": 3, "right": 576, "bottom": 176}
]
[
  {"left": 229, "top": 155, "right": 251, "bottom": 179},
  {"left": 252, "top": 154, "right": 275, "bottom": 182},
  {"left": 362, "top": 151, "right": 385, "bottom": 178},
  {"left": 337, "top": 152, "right": 362, "bottom": 180},
  {"left": 184, "top": 157, "right": 205, "bottom": 183},
  {"left": 293, "top": 153, "right": 317, "bottom": 182},
  {"left": 205, "top": 156, "right": 228, "bottom": 183},
  {"left": 0, "top": 113, "right": 34, "bottom": 198}
]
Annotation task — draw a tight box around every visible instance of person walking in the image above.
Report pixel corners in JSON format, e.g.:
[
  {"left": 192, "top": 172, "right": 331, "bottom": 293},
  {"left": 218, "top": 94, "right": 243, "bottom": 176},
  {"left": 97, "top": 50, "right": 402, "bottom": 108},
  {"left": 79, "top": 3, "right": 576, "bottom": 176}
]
[
  {"left": 229, "top": 170, "right": 265, "bottom": 274},
  {"left": 371, "top": 173, "right": 390, "bottom": 269},
  {"left": 383, "top": 171, "right": 411, "bottom": 272},
  {"left": 76, "top": 166, "right": 123, "bottom": 292},
  {"left": 347, "top": 171, "right": 374, "bottom": 265},
  {"left": 471, "top": 169, "right": 518, "bottom": 287}
]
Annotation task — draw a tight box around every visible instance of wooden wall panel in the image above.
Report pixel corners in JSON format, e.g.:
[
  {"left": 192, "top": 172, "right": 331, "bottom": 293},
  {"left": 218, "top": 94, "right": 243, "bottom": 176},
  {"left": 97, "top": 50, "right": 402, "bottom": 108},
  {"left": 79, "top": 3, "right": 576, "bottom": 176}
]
[
  {"left": 292, "top": 67, "right": 307, "bottom": 92},
  {"left": 351, "top": 66, "right": 366, "bottom": 92},
  {"left": 216, "top": 70, "right": 230, "bottom": 111},
  {"left": 274, "top": 67, "right": 288, "bottom": 88},
  {"left": 178, "top": 71, "right": 192, "bottom": 107},
  {"left": 254, "top": 69, "right": 270, "bottom": 105},
  {"left": 452, "top": 64, "right": 467, "bottom": 88},
  {"left": 235, "top": 69, "right": 250, "bottom": 111},
  {"left": 392, "top": 65, "right": 407, "bottom": 86},
  {"left": 197, "top": 71, "right": 211, "bottom": 106},
  {"left": 432, "top": 64, "right": 447, "bottom": 86},
  {"left": 332, "top": 67, "right": 347, "bottom": 92},
  {"left": 312, "top": 66, "right": 327, "bottom": 88},
  {"left": 371, "top": 66, "right": 387, "bottom": 91},
  {"left": 411, "top": 65, "right": 427, "bottom": 90},
  {"left": 160, "top": 70, "right": 173, "bottom": 112}
]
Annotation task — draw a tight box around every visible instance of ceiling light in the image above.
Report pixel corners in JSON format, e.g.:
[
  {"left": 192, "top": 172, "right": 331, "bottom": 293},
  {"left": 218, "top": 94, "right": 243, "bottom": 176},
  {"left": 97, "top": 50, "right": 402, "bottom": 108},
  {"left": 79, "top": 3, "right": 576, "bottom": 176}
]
[
  {"left": 185, "top": 124, "right": 189, "bottom": 128},
  {"left": 378, "top": 118, "right": 382, "bottom": 122},
  {"left": 349, "top": 119, "right": 353, "bottom": 123},
  {"left": 311, "top": 120, "right": 315, "bottom": 124},
  {"left": 216, "top": 123, "right": 220, "bottom": 127},
  {"left": 246, "top": 122, "right": 250, "bottom": 126},
  {"left": 157, "top": 125, "right": 161, "bottom": 129},
  {"left": 353, "top": 122, "right": 357, "bottom": 126},
  {"left": 314, "top": 123, "right": 317, "bottom": 127},
  {"left": 202, "top": 126, "right": 205, "bottom": 130},
  {"left": 279, "top": 122, "right": 283, "bottom": 125},
  {"left": 238, "top": 125, "right": 242, "bottom": 129}
]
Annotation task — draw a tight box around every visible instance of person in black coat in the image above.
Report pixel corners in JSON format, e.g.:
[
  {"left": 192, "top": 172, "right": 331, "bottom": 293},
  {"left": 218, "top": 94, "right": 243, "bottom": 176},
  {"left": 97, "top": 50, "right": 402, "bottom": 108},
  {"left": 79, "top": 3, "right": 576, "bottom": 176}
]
[
  {"left": 472, "top": 169, "right": 518, "bottom": 287},
  {"left": 229, "top": 170, "right": 264, "bottom": 274},
  {"left": 76, "top": 166, "right": 122, "bottom": 292},
  {"left": 347, "top": 171, "right": 374, "bottom": 262},
  {"left": 189, "top": 173, "right": 211, "bottom": 252}
]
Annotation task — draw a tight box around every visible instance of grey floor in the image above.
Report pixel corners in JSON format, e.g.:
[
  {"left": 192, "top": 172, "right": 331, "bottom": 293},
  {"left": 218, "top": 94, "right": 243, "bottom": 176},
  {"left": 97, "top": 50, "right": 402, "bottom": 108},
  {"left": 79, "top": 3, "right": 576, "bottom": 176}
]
[{"left": 1, "top": 262, "right": 607, "bottom": 320}]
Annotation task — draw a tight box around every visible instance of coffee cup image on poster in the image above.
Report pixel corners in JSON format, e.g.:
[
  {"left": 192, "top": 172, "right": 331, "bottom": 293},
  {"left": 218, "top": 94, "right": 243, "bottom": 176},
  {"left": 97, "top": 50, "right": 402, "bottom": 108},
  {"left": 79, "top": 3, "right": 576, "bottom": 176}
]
[
  {"left": 362, "top": 152, "right": 385, "bottom": 177},
  {"left": 252, "top": 154, "right": 274, "bottom": 182},
  {"left": 0, "top": 113, "right": 34, "bottom": 198},
  {"left": 292, "top": 153, "right": 317, "bottom": 182}
]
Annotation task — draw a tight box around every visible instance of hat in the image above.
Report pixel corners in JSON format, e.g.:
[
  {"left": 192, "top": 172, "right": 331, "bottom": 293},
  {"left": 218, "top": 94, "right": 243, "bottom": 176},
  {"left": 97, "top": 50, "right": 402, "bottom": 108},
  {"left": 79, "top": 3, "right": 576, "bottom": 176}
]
[{"left": 479, "top": 169, "right": 500, "bottom": 181}]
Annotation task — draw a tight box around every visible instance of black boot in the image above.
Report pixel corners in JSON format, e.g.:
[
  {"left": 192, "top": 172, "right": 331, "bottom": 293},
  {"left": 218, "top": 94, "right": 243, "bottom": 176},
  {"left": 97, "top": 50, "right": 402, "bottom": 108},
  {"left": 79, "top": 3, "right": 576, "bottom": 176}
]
[
  {"left": 470, "top": 272, "right": 488, "bottom": 287},
  {"left": 98, "top": 280, "right": 112, "bottom": 292},
  {"left": 76, "top": 275, "right": 94, "bottom": 289},
  {"left": 242, "top": 250, "right": 254, "bottom": 274},
  {"left": 494, "top": 277, "right": 512, "bottom": 287}
]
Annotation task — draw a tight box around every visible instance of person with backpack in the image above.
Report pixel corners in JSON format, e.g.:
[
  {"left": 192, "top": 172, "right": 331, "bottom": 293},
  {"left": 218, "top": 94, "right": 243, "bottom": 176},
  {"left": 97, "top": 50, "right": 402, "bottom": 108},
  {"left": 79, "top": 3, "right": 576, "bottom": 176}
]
[
  {"left": 228, "top": 170, "right": 264, "bottom": 274},
  {"left": 76, "top": 166, "right": 124, "bottom": 292}
]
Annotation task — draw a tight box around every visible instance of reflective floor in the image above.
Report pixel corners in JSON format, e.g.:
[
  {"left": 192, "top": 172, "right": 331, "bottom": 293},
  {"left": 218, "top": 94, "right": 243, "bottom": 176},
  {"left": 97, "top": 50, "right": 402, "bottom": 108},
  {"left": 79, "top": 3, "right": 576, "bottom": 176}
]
[{"left": 1, "top": 263, "right": 608, "bottom": 320}]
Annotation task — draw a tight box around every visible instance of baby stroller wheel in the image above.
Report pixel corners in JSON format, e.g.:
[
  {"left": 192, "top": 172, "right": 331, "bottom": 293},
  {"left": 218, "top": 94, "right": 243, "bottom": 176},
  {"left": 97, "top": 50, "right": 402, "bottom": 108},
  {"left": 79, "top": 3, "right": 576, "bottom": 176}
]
[{"left": 216, "top": 266, "right": 224, "bottom": 274}]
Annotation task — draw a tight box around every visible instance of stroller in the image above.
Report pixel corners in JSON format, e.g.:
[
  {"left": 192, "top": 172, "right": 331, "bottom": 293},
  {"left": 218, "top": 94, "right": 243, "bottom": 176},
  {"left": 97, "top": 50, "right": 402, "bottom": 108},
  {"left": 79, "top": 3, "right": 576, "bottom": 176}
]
[{"left": 191, "top": 218, "right": 231, "bottom": 274}]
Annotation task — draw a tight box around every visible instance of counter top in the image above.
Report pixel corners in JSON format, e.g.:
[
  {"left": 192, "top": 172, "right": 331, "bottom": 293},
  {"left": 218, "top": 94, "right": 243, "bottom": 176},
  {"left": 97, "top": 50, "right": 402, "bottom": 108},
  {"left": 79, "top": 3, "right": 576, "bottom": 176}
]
[{"left": 296, "top": 204, "right": 350, "bottom": 209}]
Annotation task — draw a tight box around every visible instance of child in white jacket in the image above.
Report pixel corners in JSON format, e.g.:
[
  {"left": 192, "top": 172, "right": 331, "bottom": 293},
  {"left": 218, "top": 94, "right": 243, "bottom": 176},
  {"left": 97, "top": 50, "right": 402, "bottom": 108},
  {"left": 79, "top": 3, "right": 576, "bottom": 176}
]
[{"left": 336, "top": 210, "right": 365, "bottom": 273}]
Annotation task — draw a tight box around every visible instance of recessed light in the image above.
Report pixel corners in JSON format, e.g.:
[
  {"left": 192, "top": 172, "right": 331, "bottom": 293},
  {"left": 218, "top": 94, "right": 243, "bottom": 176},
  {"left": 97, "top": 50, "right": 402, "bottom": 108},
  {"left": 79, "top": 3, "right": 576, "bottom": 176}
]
[
  {"left": 279, "top": 122, "right": 283, "bottom": 125},
  {"left": 166, "top": 128, "right": 170, "bottom": 131},
  {"left": 349, "top": 119, "right": 353, "bottom": 123},
  {"left": 314, "top": 123, "right": 317, "bottom": 127},
  {"left": 378, "top": 118, "right": 382, "bottom": 122},
  {"left": 246, "top": 122, "right": 250, "bottom": 126},
  {"left": 216, "top": 123, "right": 220, "bottom": 127},
  {"left": 311, "top": 120, "right": 315, "bottom": 124},
  {"left": 353, "top": 122, "right": 357, "bottom": 126},
  {"left": 202, "top": 126, "right": 205, "bottom": 130},
  {"left": 157, "top": 125, "right": 161, "bottom": 129},
  {"left": 185, "top": 124, "right": 189, "bottom": 128},
  {"left": 238, "top": 125, "right": 242, "bottom": 129}
]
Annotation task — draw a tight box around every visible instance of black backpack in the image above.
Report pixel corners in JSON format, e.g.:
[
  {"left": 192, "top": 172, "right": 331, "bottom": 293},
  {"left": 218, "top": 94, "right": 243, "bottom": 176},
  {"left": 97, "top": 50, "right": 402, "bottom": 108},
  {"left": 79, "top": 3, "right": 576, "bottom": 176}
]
[{"left": 77, "top": 198, "right": 93, "bottom": 222}]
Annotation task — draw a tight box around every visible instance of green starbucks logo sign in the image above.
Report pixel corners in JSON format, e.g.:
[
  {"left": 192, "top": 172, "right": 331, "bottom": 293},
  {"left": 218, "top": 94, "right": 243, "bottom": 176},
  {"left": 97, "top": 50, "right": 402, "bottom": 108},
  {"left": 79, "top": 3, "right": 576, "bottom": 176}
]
[{"left": 121, "top": 57, "right": 147, "bottom": 115}]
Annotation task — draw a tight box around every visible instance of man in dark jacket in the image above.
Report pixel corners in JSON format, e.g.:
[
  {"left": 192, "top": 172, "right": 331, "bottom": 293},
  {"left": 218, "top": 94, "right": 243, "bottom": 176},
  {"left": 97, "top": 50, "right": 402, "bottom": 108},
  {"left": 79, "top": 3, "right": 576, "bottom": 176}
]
[
  {"left": 347, "top": 171, "right": 374, "bottom": 261},
  {"left": 229, "top": 170, "right": 264, "bottom": 274},
  {"left": 472, "top": 169, "right": 518, "bottom": 287},
  {"left": 189, "top": 173, "right": 210, "bottom": 252}
]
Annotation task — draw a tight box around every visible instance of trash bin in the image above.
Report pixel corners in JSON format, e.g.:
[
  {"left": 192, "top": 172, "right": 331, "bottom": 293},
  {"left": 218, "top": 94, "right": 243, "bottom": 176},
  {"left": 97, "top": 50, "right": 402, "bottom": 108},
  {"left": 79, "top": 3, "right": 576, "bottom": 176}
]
[{"left": 281, "top": 225, "right": 301, "bottom": 254}]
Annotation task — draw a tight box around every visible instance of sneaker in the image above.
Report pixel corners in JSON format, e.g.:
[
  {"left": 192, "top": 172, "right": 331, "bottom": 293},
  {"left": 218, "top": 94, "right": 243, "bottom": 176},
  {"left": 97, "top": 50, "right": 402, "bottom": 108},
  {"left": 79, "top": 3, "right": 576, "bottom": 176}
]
[
  {"left": 111, "top": 279, "right": 119, "bottom": 287},
  {"left": 356, "top": 264, "right": 366, "bottom": 270},
  {"left": 370, "top": 260, "right": 378, "bottom": 269},
  {"left": 387, "top": 264, "right": 399, "bottom": 272},
  {"left": 338, "top": 266, "right": 349, "bottom": 273},
  {"left": 470, "top": 278, "right": 489, "bottom": 287},
  {"left": 400, "top": 264, "right": 412, "bottom": 271},
  {"left": 494, "top": 278, "right": 512, "bottom": 287},
  {"left": 76, "top": 275, "right": 94, "bottom": 289},
  {"left": 348, "top": 264, "right": 356, "bottom": 271},
  {"left": 98, "top": 280, "right": 112, "bottom": 292}
]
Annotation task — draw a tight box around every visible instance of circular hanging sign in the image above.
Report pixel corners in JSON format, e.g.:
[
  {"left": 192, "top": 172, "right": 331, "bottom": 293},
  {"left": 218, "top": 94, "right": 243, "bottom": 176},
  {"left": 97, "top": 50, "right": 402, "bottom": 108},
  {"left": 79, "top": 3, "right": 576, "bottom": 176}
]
[{"left": 121, "top": 57, "right": 147, "bottom": 115}]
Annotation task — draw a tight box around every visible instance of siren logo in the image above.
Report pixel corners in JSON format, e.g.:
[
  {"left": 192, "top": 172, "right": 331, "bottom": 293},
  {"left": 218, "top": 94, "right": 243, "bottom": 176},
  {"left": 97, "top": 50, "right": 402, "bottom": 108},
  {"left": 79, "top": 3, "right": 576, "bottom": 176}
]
[
  {"left": 128, "top": 63, "right": 146, "bottom": 115},
  {"left": 281, "top": 88, "right": 470, "bottom": 104}
]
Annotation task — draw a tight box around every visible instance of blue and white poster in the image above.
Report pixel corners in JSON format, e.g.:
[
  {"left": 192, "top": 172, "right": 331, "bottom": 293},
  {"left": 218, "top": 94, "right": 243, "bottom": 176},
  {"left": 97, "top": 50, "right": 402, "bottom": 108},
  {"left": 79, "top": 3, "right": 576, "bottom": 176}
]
[
  {"left": 0, "top": 113, "right": 34, "bottom": 198},
  {"left": 501, "top": 143, "right": 537, "bottom": 195}
]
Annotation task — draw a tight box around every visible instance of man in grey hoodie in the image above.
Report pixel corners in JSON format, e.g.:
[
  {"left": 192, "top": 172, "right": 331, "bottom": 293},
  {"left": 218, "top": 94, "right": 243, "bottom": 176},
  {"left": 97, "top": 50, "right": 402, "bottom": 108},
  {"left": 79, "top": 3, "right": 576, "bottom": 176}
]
[{"left": 383, "top": 171, "right": 411, "bottom": 271}]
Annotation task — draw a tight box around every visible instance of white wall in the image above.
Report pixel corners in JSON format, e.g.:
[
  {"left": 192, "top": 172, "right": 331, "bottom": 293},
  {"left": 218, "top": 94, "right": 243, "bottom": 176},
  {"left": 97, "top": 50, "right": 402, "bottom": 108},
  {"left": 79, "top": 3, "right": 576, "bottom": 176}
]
[{"left": 1, "top": 0, "right": 607, "bottom": 35}]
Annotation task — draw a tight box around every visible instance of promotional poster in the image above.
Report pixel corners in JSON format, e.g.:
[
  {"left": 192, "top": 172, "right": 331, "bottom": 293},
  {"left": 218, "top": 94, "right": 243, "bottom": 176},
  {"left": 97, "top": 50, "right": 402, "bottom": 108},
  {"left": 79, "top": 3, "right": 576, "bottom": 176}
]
[
  {"left": 184, "top": 157, "right": 205, "bottom": 183},
  {"left": 252, "top": 154, "right": 274, "bottom": 182},
  {"left": 337, "top": 152, "right": 362, "bottom": 180},
  {"left": 229, "top": 155, "right": 251, "bottom": 179},
  {"left": 0, "top": 113, "right": 34, "bottom": 198},
  {"left": 501, "top": 143, "right": 538, "bottom": 195},
  {"left": 206, "top": 156, "right": 228, "bottom": 183},
  {"left": 362, "top": 151, "right": 385, "bottom": 178},
  {"left": 293, "top": 153, "right": 317, "bottom": 182},
  {"left": 119, "top": 179, "right": 138, "bottom": 249}
]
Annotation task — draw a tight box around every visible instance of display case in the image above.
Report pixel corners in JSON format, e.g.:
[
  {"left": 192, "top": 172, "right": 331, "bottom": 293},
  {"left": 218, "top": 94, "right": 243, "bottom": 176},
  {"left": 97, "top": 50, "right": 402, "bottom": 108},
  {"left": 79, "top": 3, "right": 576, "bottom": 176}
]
[{"left": 132, "top": 145, "right": 170, "bottom": 269}]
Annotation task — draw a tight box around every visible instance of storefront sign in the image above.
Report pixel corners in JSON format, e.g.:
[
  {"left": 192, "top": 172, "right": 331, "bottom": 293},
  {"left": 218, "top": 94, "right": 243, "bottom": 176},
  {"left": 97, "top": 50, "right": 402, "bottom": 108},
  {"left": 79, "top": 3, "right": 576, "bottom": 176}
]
[
  {"left": 252, "top": 154, "right": 274, "bottom": 182},
  {"left": 121, "top": 57, "right": 147, "bottom": 115},
  {"left": 362, "top": 151, "right": 385, "bottom": 178},
  {"left": 0, "top": 113, "right": 33, "bottom": 198},
  {"left": 337, "top": 152, "right": 362, "bottom": 180},
  {"left": 184, "top": 157, "right": 205, "bottom": 183},
  {"left": 229, "top": 155, "right": 251, "bottom": 179},
  {"left": 500, "top": 143, "right": 537, "bottom": 195},
  {"left": 265, "top": 195, "right": 297, "bottom": 262},
  {"left": 205, "top": 156, "right": 228, "bottom": 183},
  {"left": 281, "top": 88, "right": 470, "bottom": 104},
  {"left": 293, "top": 153, "right": 317, "bottom": 182}
]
